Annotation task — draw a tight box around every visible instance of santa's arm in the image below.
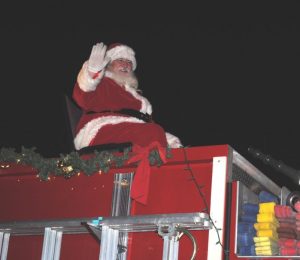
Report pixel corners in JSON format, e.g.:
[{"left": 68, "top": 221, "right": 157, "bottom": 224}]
[{"left": 76, "top": 61, "right": 104, "bottom": 92}]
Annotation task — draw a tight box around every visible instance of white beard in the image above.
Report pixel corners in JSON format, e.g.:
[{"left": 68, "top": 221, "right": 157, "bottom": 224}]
[{"left": 105, "top": 68, "right": 139, "bottom": 90}]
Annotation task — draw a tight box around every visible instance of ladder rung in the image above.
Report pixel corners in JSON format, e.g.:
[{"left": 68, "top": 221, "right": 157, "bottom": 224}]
[
  {"left": 0, "top": 231, "right": 10, "bottom": 260},
  {"left": 41, "top": 227, "right": 63, "bottom": 260}
]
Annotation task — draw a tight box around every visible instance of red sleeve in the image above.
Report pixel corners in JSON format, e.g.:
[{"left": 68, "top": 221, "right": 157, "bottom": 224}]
[{"left": 72, "top": 82, "right": 98, "bottom": 111}]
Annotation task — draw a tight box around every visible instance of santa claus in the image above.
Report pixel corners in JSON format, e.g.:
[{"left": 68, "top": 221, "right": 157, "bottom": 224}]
[{"left": 72, "top": 42, "right": 182, "bottom": 150}]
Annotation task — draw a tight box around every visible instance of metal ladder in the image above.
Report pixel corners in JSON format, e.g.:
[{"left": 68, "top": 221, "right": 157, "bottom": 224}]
[
  {"left": 0, "top": 172, "right": 213, "bottom": 260},
  {"left": 0, "top": 212, "right": 211, "bottom": 260}
]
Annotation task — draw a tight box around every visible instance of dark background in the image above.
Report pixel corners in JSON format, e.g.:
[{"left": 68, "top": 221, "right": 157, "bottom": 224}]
[{"left": 1, "top": 2, "right": 300, "bottom": 190}]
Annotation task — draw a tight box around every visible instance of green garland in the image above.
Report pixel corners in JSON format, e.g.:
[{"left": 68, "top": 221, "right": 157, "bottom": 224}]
[{"left": 0, "top": 146, "right": 171, "bottom": 181}]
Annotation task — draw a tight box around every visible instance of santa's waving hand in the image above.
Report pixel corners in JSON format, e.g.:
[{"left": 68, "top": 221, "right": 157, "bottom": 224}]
[{"left": 87, "top": 43, "right": 111, "bottom": 73}]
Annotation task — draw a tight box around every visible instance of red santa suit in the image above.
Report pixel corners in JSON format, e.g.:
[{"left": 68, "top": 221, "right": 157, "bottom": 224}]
[{"left": 73, "top": 63, "right": 182, "bottom": 150}]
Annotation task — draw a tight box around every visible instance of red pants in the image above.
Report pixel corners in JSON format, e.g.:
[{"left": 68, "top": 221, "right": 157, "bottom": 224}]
[{"left": 90, "top": 122, "right": 168, "bottom": 147}]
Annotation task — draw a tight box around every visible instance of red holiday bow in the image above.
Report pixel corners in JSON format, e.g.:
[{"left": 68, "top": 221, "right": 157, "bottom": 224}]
[{"left": 128, "top": 141, "right": 167, "bottom": 205}]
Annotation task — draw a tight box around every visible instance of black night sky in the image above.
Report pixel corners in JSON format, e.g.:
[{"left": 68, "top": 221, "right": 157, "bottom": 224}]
[{"left": 1, "top": 2, "right": 300, "bottom": 190}]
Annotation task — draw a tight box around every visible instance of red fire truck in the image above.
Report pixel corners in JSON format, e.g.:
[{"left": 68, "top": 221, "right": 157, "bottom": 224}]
[{"left": 0, "top": 145, "right": 297, "bottom": 259}]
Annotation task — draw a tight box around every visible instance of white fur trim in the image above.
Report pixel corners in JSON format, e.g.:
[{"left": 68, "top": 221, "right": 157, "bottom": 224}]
[
  {"left": 106, "top": 45, "right": 137, "bottom": 70},
  {"left": 74, "top": 116, "right": 144, "bottom": 150},
  {"left": 165, "top": 132, "right": 183, "bottom": 148},
  {"left": 77, "top": 61, "right": 104, "bottom": 92},
  {"left": 123, "top": 84, "right": 152, "bottom": 114},
  {"left": 104, "top": 71, "right": 152, "bottom": 115}
]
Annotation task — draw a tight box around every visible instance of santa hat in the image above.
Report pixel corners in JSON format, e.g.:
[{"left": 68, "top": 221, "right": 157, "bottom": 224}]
[{"left": 106, "top": 43, "right": 137, "bottom": 70}]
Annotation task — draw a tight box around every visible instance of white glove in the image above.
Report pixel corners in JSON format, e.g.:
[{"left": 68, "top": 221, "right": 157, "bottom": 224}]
[{"left": 87, "top": 43, "right": 111, "bottom": 73}]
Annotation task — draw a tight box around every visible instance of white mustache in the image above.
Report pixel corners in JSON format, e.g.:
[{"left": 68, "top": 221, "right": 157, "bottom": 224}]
[{"left": 120, "top": 67, "right": 130, "bottom": 73}]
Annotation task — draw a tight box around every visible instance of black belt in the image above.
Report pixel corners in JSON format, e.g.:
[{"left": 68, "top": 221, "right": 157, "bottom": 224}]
[{"left": 86, "top": 109, "right": 152, "bottom": 122}]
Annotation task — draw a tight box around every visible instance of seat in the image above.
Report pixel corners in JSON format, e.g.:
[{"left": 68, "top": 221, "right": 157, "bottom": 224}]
[
  {"left": 64, "top": 95, "right": 132, "bottom": 155},
  {"left": 65, "top": 94, "right": 83, "bottom": 139}
]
